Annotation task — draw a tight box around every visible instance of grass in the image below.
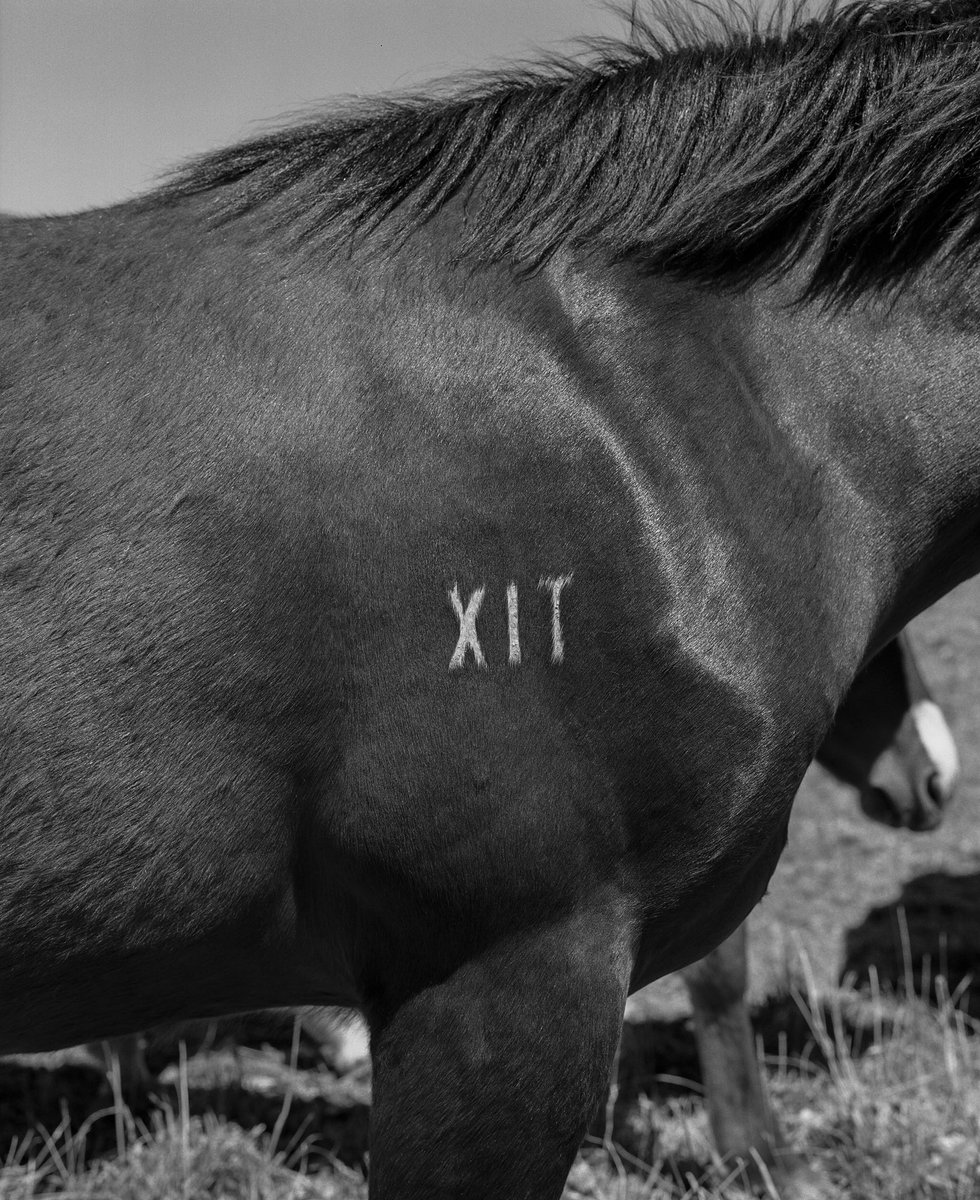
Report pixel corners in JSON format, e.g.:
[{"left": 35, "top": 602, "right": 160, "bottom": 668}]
[
  {"left": 0, "top": 1035, "right": 366, "bottom": 1200},
  {"left": 576, "top": 956, "right": 980, "bottom": 1199},
  {"left": 3, "top": 966, "right": 980, "bottom": 1200},
  {"left": 0, "top": 1109, "right": 365, "bottom": 1199}
]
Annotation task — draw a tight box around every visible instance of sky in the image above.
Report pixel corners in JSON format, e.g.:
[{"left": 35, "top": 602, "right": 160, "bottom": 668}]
[{"left": 0, "top": 0, "right": 626, "bottom": 215}]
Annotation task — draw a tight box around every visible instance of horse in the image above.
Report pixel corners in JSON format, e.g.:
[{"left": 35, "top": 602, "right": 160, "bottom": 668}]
[
  {"left": 90, "top": 625, "right": 959, "bottom": 1174},
  {"left": 305, "top": 625, "right": 959, "bottom": 1173},
  {"left": 4, "top": 1, "right": 980, "bottom": 1194}
]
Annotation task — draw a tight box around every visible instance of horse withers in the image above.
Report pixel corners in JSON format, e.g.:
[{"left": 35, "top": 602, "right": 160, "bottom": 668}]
[{"left": 7, "top": 2, "right": 980, "bottom": 1196}]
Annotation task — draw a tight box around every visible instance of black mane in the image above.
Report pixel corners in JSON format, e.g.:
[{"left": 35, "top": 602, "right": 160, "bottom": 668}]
[{"left": 158, "top": 0, "right": 980, "bottom": 300}]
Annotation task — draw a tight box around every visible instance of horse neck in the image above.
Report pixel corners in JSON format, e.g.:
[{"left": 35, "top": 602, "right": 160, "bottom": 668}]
[
  {"left": 752, "top": 277, "right": 980, "bottom": 644},
  {"left": 542, "top": 259, "right": 980, "bottom": 670}
]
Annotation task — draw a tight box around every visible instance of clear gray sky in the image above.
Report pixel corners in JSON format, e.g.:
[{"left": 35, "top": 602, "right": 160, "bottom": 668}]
[{"left": 0, "top": 0, "right": 625, "bottom": 215}]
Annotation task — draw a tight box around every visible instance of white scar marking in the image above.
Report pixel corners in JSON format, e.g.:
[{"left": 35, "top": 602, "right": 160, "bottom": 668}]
[
  {"left": 911, "top": 700, "right": 960, "bottom": 793},
  {"left": 448, "top": 583, "right": 487, "bottom": 670},
  {"left": 539, "top": 574, "right": 573, "bottom": 663},
  {"left": 506, "top": 581, "right": 521, "bottom": 665}
]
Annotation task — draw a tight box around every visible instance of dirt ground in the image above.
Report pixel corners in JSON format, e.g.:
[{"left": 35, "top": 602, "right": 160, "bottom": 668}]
[{"left": 630, "top": 574, "right": 980, "bottom": 1023}]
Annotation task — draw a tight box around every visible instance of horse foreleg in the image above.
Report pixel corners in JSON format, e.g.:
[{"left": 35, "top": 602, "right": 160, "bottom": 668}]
[
  {"left": 681, "top": 923, "right": 781, "bottom": 1173},
  {"left": 366, "top": 913, "right": 631, "bottom": 1199}
]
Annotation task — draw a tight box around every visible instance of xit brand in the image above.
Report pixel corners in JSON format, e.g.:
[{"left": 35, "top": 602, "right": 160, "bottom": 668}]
[{"left": 447, "top": 576, "right": 573, "bottom": 670}]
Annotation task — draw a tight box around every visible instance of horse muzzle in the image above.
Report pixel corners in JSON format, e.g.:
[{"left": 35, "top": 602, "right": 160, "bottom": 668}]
[{"left": 862, "top": 702, "right": 959, "bottom": 833}]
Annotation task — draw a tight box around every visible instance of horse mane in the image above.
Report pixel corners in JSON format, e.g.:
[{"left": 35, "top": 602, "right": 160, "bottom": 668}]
[{"left": 157, "top": 0, "right": 980, "bottom": 301}]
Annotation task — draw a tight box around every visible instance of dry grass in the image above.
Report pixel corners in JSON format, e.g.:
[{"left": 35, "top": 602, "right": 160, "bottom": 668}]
[
  {"left": 0, "top": 1039, "right": 365, "bottom": 1200},
  {"left": 575, "top": 955, "right": 980, "bottom": 1200},
  {"left": 3, "top": 965, "right": 980, "bottom": 1200}
]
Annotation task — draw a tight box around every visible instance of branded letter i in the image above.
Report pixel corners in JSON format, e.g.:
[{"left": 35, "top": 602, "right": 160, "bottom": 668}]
[{"left": 507, "top": 582, "right": 521, "bottom": 665}]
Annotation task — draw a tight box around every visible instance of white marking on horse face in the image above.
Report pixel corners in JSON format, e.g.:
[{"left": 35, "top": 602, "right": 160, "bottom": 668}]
[
  {"left": 325, "top": 1018, "right": 370, "bottom": 1074},
  {"left": 910, "top": 699, "right": 959, "bottom": 794},
  {"left": 449, "top": 583, "right": 487, "bottom": 670},
  {"left": 506, "top": 581, "right": 521, "bottom": 665},
  {"left": 538, "top": 574, "right": 573, "bottom": 663}
]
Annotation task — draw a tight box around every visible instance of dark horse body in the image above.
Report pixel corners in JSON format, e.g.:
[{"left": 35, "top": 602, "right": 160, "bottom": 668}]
[{"left": 3, "top": 2, "right": 980, "bottom": 1193}]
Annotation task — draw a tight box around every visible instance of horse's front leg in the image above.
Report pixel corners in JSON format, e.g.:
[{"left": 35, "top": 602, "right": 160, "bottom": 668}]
[
  {"left": 366, "top": 906, "right": 632, "bottom": 1199},
  {"left": 681, "top": 923, "right": 780, "bottom": 1172}
]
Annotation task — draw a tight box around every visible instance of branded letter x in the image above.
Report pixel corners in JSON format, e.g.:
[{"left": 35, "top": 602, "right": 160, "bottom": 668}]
[{"left": 448, "top": 583, "right": 487, "bottom": 670}]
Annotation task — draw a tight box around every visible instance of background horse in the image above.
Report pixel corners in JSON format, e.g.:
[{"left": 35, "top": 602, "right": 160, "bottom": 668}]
[{"left": 6, "top": 2, "right": 980, "bottom": 1196}]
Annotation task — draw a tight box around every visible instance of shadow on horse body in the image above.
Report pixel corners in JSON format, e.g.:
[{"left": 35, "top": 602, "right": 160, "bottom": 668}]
[
  {"left": 4, "top": 2, "right": 980, "bottom": 1196},
  {"left": 679, "top": 630, "right": 957, "bottom": 1175}
]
